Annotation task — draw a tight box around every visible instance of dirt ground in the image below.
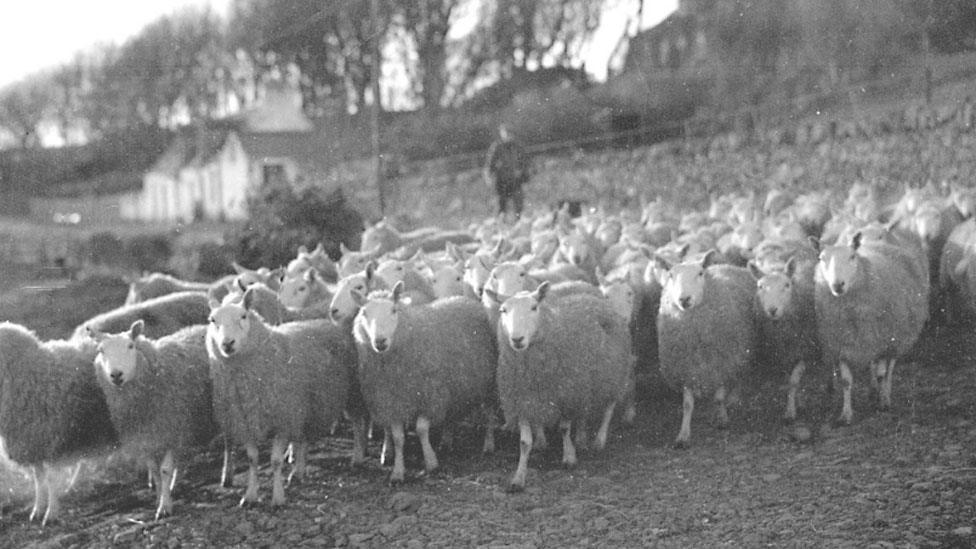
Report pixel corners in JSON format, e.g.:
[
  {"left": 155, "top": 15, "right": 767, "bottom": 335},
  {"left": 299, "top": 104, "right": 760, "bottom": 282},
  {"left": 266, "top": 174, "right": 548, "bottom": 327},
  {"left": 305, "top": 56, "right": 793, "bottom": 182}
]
[{"left": 2, "top": 320, "right": 976, "bottom": 549}]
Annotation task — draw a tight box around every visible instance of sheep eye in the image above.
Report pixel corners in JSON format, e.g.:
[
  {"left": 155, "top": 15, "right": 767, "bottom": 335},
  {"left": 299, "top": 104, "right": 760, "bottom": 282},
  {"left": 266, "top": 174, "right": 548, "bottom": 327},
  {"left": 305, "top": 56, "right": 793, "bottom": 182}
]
[
  {"left": 127, "top": 343, "right": 134, "bottom": 350},
  {"left": 531, "top": 305, "right": 538, "bottom": 312},
  {"left": 299, "top": 286, "right": 307, "bottom": 292},
  {"left": 208, "top": 316, "right": 215, "bottom": 324},
  {"left": 355, "top": 285, "right": 364, "bottom": 291},
  {"left": 240, "top": 314, "right": 247, "bottom": 320}
]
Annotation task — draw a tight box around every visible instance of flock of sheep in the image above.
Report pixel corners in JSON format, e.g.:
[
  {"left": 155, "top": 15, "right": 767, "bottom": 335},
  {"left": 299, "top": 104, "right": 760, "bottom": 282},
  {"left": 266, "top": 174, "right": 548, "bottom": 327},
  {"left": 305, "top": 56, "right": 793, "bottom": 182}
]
[{"left": 1, "top": 176, "right": 975, "bottom": 525}]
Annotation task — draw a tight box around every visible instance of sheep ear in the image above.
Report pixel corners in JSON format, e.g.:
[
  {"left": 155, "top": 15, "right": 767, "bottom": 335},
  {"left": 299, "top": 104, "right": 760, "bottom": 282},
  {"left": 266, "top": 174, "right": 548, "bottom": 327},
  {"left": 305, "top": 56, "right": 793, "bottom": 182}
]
[
  {"left": 85, "top": 324, "right": 106, "bottom": 342},
  {"left": 207, "top": 286, "right": 223, "bottom": 310},
  {"left": 483, "top": 287, "right": 502, "bottom": 305},
  {"left": 747, "top": 261, "right": 764, "bottom": 281},
  {"left": 243, "top": 287, "right": 256, "bottom": 311},
  {"left": 235, "top": 276, "right": 248, "bottom": 293},
  {"left": 445, "top": 241, "right": 464, "bottom": 262},
  {"left": 366, "top": 243, "right": 383, "bottom": 258},
  {"left": 954, "top": 256, "right": 971, "bottom": 279},
  {"left": 392, "top": 280, "right": 405, "bottom": 303},
  {"left": 653, "top": 254, "right": 673, "bottom": 273},
  {"left": 340, "top": 242, "right": 351, "bottom": 256},
  {"left": 808, "top": 236, "right": 821, "bottom": 252},
  {"left": 313, "top": 242, "right": 325, "bottom": 255},
  {"left": 365, "top": 260, "right": 377, "bottom": 281},
  {"left": 785, "top": 256, "right": 797, "bottom": 278},
  {"left": 850, "top": 231, "right": 862, "bottom": 251},
  {"left": 231, "top": 261, "right": 248, "bottom": 275},
  {"left": 304, "top": 268, "right": 317, "bottom": 283},
  {"left": 595, "top": 266, "right": 608, "bottom": 286},
  {"left": 297, "top": 244, "right": 309, "bottom": 256},
  {"left": 701, "top": 249, "right": 719, "bottom": 269},
  {"left": 534, "top": 280, "right": 551, "bottom": 302},
  {"left": 677, "top": 243, "right": 691, "bottom": 260},
  {"left": 350, "top": 288, "right": 368, "bottom": 307},
  {"left": 477, "top": 255, "right": 491, "bottom": 272},
  {"left": 129, "top": 319, "right": 145, "bottom": 340}
]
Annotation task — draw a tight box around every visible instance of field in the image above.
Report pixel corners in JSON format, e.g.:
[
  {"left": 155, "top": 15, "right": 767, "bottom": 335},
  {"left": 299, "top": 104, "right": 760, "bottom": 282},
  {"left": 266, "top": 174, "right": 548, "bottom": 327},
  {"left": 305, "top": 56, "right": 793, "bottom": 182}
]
[{"left": 3, "top": 100, "right": 976, "bottom": 546}]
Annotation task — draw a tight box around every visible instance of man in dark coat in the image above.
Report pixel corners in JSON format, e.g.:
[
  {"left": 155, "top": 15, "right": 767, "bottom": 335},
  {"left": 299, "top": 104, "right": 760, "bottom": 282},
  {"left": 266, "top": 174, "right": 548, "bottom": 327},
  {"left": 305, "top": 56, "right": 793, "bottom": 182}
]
[{"left": 484, "top": 124, "right": 531, "bottom": 219}]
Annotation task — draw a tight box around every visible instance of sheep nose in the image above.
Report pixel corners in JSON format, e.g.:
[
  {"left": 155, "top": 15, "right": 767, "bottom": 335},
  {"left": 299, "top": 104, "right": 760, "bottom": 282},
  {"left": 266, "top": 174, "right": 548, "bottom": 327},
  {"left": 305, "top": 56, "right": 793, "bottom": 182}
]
[
  {"left": 373, "top": 338, "right": 389, "bottom": 352},
  {"left": 572, "top": 254, "right": 582, "bottom": 265},
  {"left": 221, "top": 340, "right": 236, "bottom": 355},
  {"left": 679, "top": 296, "right": 692, "bottom": 309},
  {"left": 110, "top": 371, "right": 124, "bottom": 386},
  {"left": 329, "top": 308, "right": 340, "bottom": 320},
  {"left": 767, "top": 306, "right": 779, "bottom": 318},
  {"left": 510, "top": 336, "right": 525, "bottom": 349},
  {"left": 831, "top": 281, "right": 846, "bottom": 295}
]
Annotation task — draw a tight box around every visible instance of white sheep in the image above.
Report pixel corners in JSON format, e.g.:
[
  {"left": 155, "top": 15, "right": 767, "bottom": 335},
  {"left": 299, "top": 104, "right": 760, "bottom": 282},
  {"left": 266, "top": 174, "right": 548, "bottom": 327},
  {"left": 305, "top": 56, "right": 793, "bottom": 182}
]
[
  {"left": 748, "top": 255, "right": 821, "bottom": 422},
  {"left": 277, "top": 267, "right": 335, "bottom": 313},
  {"left": 496, "top": 282, "right": 633, "bottom": 492},
  {"left": 285, "top": 243, "right": 338, "bottom": 283},
  {"left": 206, "top": 288, "right": 363, "bottom": 506},
  {"left": 337, "top": 242, "right": 384, "bottom": 278},
  {"left": 90, "top": 321, "right": 217, "bottom": 520},
  {"left": 939, "top": 218, "right": 976, "bottom": 323},
  {"left": 655, "top": 250, "right": 758, "bottom": 447},
  {"left": 815, "top": 231, "right": 929, "bottom": 424},
  {"left": 0, "top": 322, "right": 117, "bottom": 525},
  {"left": 352, "top": 281, "right": 498, "bottom": 484},
  {"left": 329, "top": 263, "right": 390, "bottom": 325},
  {"left": 124, "top": 272, "right": 212, "bottom": 305},
  {"left": 73, "top": 291, "right": 211, "bottom": 341},
  {"left": 374, "top": 257, "right": 437, "bottom": 305}
]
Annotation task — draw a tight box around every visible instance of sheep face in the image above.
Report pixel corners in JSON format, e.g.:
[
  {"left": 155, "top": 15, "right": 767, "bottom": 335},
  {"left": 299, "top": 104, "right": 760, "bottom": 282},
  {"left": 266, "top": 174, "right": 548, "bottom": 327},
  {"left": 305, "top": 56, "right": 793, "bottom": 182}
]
[
  {"left": 530, "top": 231, "right": 559, "bottom": 262},
  {"left": 600, "top": 280, "right": 636, "bottom": 321},
  {"left": 208, "top": 302, "right": 251, "bottom": 357},
  {"left": 337, "top": 243, "right": 381, "bottom": 278},
  {"left": 375, "top": 259, "right": 408, "bottom": 286},
  {"left": 818, "top": 234, "right": 861, "bottom": 297},
  {"left": 463, "top": 253, "right": 493, "bottom": 297},
  {"left": 595, "top": 219, "right": 622, "bottom": 249},
  {"left": 662, "top": 261, "right": 707, "bottom": 311},
  {"left": 912, "top": 204, "right": 944, "bottom": 244},
  {"left": 951, "top": 183, "right": 976, "bottom": 218},
  {"left": 430, "top": 264, "right": 464, "bottom": 299},
  {"left": 278, "top": 269, "right": 317, "bottom": 309},
  {"left": 498, "top": 292, "right": 541, "bottom": 352},
  {"left": 485, "top": 262, "right": 530, "bottom": 301},
  {"left": 354, "top": 293, "right": 400, "bottom": 354},
  {"left": 92, "top": 320, "right": 146, "bottom": 386},
  {"left": 755, "top": 271, "right": 792, "bottom": 319},
  {"left": 95, "top": 333, "right": 140, "bottom": 387},
  {"left": 558, "top": 231, "right": 593, "bottom": 266}
]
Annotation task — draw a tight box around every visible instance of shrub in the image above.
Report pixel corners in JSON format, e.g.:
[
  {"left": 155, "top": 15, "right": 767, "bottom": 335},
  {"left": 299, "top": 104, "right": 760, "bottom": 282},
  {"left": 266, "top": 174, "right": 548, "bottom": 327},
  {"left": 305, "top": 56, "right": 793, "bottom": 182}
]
[
  {"left": 124, "top": 233, "right": 173, "bottom": 273},
  {"left": 86, "top": 232, "right": 126, "bottom": 267},
  {"left": 224, "top": 183, "right": 364, "bottom": 269}
]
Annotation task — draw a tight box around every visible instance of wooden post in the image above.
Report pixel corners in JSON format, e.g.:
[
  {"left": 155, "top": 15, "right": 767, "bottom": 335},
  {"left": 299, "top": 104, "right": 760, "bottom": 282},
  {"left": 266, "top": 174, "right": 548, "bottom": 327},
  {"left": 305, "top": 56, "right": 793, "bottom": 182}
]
[{"left": 370, "top": 0, "right": 385, "bottom": 215}]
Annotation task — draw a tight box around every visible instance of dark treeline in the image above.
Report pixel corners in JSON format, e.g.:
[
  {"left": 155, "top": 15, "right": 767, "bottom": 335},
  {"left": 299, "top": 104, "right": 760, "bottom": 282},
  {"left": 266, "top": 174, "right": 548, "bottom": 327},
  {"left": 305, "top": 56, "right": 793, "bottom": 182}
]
[{"left": 0, "top": 0, "right": 973, "bottom": 152}]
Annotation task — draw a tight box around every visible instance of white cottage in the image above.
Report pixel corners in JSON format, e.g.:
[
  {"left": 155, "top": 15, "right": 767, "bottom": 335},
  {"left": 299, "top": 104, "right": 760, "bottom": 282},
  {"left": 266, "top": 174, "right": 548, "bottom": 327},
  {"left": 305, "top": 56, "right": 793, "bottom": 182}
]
[{"left": 133, "top": 83, "right": 333, "bottom": 223}]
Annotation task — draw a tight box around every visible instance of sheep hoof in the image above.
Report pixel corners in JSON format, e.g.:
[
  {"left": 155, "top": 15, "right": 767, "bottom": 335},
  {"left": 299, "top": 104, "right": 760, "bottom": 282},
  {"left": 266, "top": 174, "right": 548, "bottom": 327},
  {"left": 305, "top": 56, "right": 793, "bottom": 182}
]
[
  {"left": 506, "top": 482, "right": 525, "bottom": 494},
  {"left": 154, "top": 508, "right": 171, "bottom": 522},
  {"left": 671, "top": 439, "right": 690, "bottom": 450},
  {"left": 832, "top": 415, "right": 852, "bottom": 428},
  {"left": 421, "top": 466, "right": 444, "bottom": 479},
  {"left": 387, "top": 475, "right": 405, "bottom": 487},
  {"left": 238, "top": 497, "right": 260, "bottom": 508}
]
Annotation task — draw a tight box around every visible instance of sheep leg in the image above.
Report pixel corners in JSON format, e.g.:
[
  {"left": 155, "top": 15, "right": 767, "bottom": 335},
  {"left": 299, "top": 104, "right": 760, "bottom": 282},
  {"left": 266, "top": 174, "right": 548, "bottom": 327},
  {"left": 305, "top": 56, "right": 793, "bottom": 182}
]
[
  {"left": 389, "top": 422, "right": 407, "bottom": 485},
  {"left": 66, "top": 462, "right": 83, "bottom": 491},
  {"left": 440, "top": 424, "right": 455, "bottom": 453},
  {"left": 837, "top": 361, "right": 854, "bottom": 425},
  {"left": 288, "top": 442, "right": 307, "bottom": 485},
  {"left": 560, "top": 420, "right": 578, "bottom": 467},
  {"left": 869, "top": 360, "right": 882, "bottom": 393},
  {"left": 416, "top": 416, "right": 440, "bottom": 475},
  {"left": 155, "top": 451, "right": 175, "bottom": 521},
  {"left": 221, "top": 438, "right": 235, "bottom": 488},
  {"left": 714, "top": 386, "right": 729, "bottom": 429},
  {"left": 482, "top": 405, "right": 497, "bottom": 454},
  {"left": 573, "top": 417, "right": 589, "bottom": 451},
  {"left": 533, "top": 425, "right": 548, "bottom": 450},
  {"left": 146, "top": 458, "right": 161, "bottom": 496},
  {"left": 350, "top": 414, "right": 368, "bottom": 467},
  {"left": 29, "top": 465, "right": 48, "bottom": 524},
  {"left": 270, "top": 437, "right": 287, "bottom": 507},
  {"left": 42, "top": 465, "right": 67, "bottom": 527},
  {"left": 785, "top": 360, "right": 807, "bottom": 423},
  {"left": 594, "top": 402, "right": 616, "bottom": 451},
  {"left": 380, "top": 429, "right": 393, "bottom": 466},
  {"left": 507, "top": 419, "right": 533, "bottom": 493},
  {"left": 674, "top": 386, "right": 695, "bottom": 449},
  {"left": 239, "top": 442, "right": 260, "bottom": 507},
  {"left": 879, "top": 358, "right": 896, "bottom": 411}
]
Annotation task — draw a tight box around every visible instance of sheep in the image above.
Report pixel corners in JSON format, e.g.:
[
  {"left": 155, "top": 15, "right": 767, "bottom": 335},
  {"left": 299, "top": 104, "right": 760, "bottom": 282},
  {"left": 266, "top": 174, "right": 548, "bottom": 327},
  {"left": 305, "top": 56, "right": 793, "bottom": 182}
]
[
  {"left": 374, "top": 258, "right": 437, "bottom": 305},
  {"left": 360, "top": 219, "right": 443, "bottom": 256},
  {"left": 814, "top": 231, "right": 929, "bottom": 424},
  {"left": 654, "top": 250, "right": 758, "bottom": 447},
  {"left": 90, "top": 321, "right": 217, "bottom": 520},
  {"left": 73, "top": 291, "right": 211, "bottom": 341},
  {"left": 949, "top": 181, "right": 976, "bottom": 219},
  {"left": 351, "top": 281, "right": 498, "bottom": 484},
  {"left": 939, "top": 218, "right": 976, "bottom": 323},
  {"left": 337, "top": 242, "right": 384, "bottom": 278},
  {"left": 596, "top": 270, "right": 640, "bottom": 424},
  {"left": 285, "top": 243, "right": 339, "bottom": 283},
  {"left": 277, "top": 267, "right": 334, "bottom": 313},
  {"left": 206, "top": 288, "right": 363, "bottom": 506},
  {"left": 0, "top": 322, "right": 117, "bottom": 525},
  {"left": 748, "top": 255, "right": 821, "bottom": 422},
  {"left": 495, "top": 281, "right": 633, "bottom": 492},
  {"left": 329, "top": 263, "right": 390, "bottom": 325},
  {"left": 231, "top": 262, "right": 283, "bottom": 292},
  {"left": 428, "top": 262, "right": 466, "bottom": 299},
  {"left": 124, "top": 272, "right": 212, "bottom": 305}
]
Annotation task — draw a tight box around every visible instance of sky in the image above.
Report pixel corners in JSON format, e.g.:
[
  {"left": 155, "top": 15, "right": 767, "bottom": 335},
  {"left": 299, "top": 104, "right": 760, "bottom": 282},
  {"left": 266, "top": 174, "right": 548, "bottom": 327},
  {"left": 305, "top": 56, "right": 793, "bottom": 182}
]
[{"left": 0, "top": 0, "right": 676, "bottom": 89}]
